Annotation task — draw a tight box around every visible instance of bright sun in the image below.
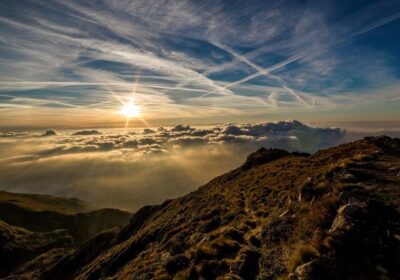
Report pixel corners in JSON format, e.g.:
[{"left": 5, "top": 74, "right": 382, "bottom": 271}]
[{"left": 121, "top": 101, "right": 140, "bottom": 118}]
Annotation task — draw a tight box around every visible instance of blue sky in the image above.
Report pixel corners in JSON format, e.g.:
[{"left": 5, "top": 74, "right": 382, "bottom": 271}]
[{"left": 0, "top": 0, "right": 399, "bottom": 128}]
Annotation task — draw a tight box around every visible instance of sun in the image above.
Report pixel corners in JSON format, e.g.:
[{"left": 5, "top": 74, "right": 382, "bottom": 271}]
[{"left": 121, "top": 101, "right": 140, "bottom": 118}]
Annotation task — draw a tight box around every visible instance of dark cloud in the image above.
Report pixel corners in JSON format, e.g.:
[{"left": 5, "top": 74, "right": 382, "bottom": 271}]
[
  {"left": 168, "top": 136, "right": 208, "bottom": 147},
  {"left": 190, "top": 129, "right": 214, "bottom": 137},
  {"left": 171, "top": 124, "right": 193, "bottom": 132},
  {"left": 138, "top": 137, "right": 158, "bottom": 145},
  {"left": 209, "top": 134, "right": 255, "bottom": 144},
  {"left": 72, "top": 130, "right": 102, "bottom": 135},
  {"left": 41, "top": 129, "right": 57, "bottom": 137},
  {"left": 221, "top": 125, "right": 246, "bottom": 135},
  {"left": 142, "top": 128, "right": 156, "bottom": 134},
  {"left": 123, "top": 140, "right": 138, "bottom": 148}
]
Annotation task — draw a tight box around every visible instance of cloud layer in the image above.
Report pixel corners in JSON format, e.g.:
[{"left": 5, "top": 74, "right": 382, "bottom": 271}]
[{"left": 0, "top": 121, "right": 346, "bottom": 210}]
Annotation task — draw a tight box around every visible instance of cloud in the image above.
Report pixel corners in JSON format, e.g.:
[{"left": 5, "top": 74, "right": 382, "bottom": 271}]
[
  {"left": 1, "top": 0, "right": 399, "bottom": 128},
  {"left": 0, "top": 121, "right": 348, "bottom": 211},
  {"left": 171, "top": 124, "right": 193, "bottom": 132},
  {"left": 138, "top": 137, "right": 159, "bottom": 145},
  {"left": 21, "top": 120, "right": 346, "bottom": 157},
  {"left": 0, "top": 131, "right": 28, "bottom": 138},
  {"left": 41, "top": 129, "right": 58, "bottom": 137},
  {"left": 142, "top": 128, "right": 156, "bottom": 134},
  {"left": 72, "top": 129, "right": 102, "bottom": 135}
]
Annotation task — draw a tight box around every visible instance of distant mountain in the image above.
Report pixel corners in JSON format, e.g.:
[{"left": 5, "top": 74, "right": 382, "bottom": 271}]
[
  {"left": 2, "top": 136, "right": 400, "bottom": 279},
  {"left": 0, "top": 190, "right": 85, "bottom": 214},
  {"left": 0, "top": 220, "right": 73, "bottom": 277},
  {"left": 0, "top": 190, "right": 131, "bottom": 246},
  {"left": 0, "top": 190, "right": 131, "bottom": 278}
]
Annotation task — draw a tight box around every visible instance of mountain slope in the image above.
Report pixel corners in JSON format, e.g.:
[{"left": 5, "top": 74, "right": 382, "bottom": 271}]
[
  {"left": 0, "top": 191, "right": 132, "bottom": 245},
  {"left": 0, "top": 190, "right": 84, "bottom": 214},
  {"left": 0, "top": 220, "right": 73, "bottom": 277},
  {"left": 7, "top": 136, "right": 400, "bottom": 280}
]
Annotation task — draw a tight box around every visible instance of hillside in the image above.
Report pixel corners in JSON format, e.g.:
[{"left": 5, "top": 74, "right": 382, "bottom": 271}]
[
  {"left": 0, "top": 220, "right": 73, "bottom": 277},
  {"left": 0, "top": 191, "right": 85, "bottom": 214},
  {"left": 3, "top": 136, "right": 400, "bottom": 280},
  {"left": 0, "top": 191, "right": 132, "bottom": 246}
]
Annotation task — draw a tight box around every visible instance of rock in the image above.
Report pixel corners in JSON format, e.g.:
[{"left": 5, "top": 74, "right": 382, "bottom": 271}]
[
  {"left": 376, "top": 265, "right": 388, "bottom": 275},
  {"left": 294, "top": 261, "right": 316, "bottom": 280},
  {"left": 328, "top": 202, "right": 366, "bottom": 236}
]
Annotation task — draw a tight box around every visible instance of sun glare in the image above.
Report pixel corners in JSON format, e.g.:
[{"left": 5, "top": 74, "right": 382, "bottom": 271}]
[{"left": 121, "top": 101, "right": 140, "bottom": 118}]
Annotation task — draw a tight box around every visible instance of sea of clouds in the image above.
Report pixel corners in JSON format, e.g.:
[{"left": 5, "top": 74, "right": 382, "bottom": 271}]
[{"left": 0, "top": 120, "right": 345, "bottom": 211}]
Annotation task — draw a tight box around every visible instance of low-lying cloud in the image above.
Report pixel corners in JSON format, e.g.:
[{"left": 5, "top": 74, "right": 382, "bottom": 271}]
[{"left": 0, "top": 121, "right": 345, "bottom": 211}]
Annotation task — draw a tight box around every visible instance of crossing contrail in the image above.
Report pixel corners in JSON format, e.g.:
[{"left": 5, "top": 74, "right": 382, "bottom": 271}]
[
  {"left": 213, "top": 42, "right": 310, "bottom": 106},
  {"left": 199, "top": 12, "right": 400, "bottom": 99}
]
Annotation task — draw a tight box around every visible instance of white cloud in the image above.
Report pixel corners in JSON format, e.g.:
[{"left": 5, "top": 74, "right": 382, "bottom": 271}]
[{"left": 0, "top": 0, "right": 399, "bottom": 126}]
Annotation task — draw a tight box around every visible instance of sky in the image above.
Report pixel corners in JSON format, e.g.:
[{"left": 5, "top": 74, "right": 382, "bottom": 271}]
[{"left": 0, "top": 0, "right": 400, "bottom": 128}]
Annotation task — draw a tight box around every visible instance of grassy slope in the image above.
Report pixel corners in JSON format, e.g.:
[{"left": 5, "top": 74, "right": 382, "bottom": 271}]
[
  {"left": 9, "top": 136, "right": 400, "bottom": 280},
  {"left": 0, "top": 191, "right": 84, "bottom": 214},
  {"left": 0, "top": 220, "right": 74, "bottom": 277},
  {"left": 0, "top": 191, "right": 132, "bottom": 246}
]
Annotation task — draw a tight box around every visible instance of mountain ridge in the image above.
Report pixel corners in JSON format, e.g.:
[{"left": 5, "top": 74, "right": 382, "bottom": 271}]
[
  {"left": 0, "top": 191, "right": 132, "bottom": 245},
  {"left": 2, "top": 136, "right": 400, "bottom": 279}
]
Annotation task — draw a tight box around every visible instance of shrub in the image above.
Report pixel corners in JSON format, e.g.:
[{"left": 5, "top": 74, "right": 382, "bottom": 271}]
[
  {"left": 223, "top": 228, "right": 245, "bottom": 243},
  {"left": 261, "top": 216, "right": 294, "bottom": 244},
  {"left": 196, "top": 238, "right": 240, "bottom": 260},
  {"left": 199, "top": 216, "right": 221, "bottom": 233},
  {"left": 238, "top": 248, "right": 261, "bottom": 279},
  {"left": 199, "top": 260, "right": 229, "bottom": 279},
  {"left": 165, "top": 254, "right": 189, "bottom": 275}
]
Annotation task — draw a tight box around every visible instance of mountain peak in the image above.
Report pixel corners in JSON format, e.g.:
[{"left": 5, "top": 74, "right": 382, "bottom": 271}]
[{"left": 241, "top": 147, "right": 291, "bottom": 170}]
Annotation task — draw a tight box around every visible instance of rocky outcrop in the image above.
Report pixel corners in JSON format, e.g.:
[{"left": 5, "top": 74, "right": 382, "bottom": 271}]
[{"left": 328, "top": 202, "right": 367, "bottom": 237}]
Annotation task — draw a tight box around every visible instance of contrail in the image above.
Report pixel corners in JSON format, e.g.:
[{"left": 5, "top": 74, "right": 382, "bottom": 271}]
[
  {"left": 348, "top": 12, "right": 400, "bottom": 38},
  {"left": 0, "top": 81, "right": 210, "bottom": 93},
  {"left": 200, "top": 12, "right": 400, "bottom": 98},
  {"left": 213, "top": 42, "right": 310, "bottom": 106},
  {"left": 199, "top": 53, "right": 304, "bottom": 98}
]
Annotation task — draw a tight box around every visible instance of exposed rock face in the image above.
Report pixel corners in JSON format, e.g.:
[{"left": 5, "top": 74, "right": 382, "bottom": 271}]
[{"left": 2, "top": 136, "right": 400, "bottom": 279}]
